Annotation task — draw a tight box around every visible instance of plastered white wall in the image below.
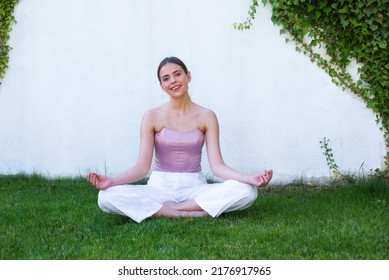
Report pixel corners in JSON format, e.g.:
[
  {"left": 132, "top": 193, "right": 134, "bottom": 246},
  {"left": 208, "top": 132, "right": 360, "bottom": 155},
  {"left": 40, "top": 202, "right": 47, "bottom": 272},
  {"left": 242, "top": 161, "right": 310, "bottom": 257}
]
[{"left": 0, "top": 0, "right": 386, "bottom": 184}]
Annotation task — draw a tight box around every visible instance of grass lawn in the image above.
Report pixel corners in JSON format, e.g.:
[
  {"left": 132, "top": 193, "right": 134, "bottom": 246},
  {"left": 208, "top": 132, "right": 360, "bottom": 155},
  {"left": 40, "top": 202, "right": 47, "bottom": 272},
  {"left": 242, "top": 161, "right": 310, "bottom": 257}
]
[{"left": 0, "top": 174, "right": 388, "bottom": 260}]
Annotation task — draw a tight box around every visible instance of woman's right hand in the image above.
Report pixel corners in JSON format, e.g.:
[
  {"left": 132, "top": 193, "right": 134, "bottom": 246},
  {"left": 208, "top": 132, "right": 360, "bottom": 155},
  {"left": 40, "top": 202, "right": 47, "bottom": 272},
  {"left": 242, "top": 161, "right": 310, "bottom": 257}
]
[{"left": 87, "top": 173, "right": 113, "bottom": 190}]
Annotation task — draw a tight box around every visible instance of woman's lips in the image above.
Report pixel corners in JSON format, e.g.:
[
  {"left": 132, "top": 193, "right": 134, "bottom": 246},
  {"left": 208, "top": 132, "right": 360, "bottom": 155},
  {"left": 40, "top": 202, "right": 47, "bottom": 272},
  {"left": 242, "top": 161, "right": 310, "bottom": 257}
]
[{"left": 170, "top": 85, "right": 181, "bottom": 91}]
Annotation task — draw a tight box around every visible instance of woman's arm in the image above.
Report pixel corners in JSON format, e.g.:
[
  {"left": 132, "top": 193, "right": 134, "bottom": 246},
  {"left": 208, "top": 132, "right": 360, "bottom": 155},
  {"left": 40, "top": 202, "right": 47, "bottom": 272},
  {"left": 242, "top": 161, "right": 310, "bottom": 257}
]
[
  {"left": 204, "top": 110, "right": 272, "bottom": 187},
  {"left": 87, "top": 110, "right": 155, "bottom": 190}
]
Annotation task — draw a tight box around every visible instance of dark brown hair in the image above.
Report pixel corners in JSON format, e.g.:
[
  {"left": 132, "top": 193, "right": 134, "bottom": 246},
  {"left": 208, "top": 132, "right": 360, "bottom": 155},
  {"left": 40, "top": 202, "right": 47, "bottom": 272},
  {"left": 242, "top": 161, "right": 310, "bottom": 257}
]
[{"left": 157, "top": 57, "right": 188, "bottom": 82}]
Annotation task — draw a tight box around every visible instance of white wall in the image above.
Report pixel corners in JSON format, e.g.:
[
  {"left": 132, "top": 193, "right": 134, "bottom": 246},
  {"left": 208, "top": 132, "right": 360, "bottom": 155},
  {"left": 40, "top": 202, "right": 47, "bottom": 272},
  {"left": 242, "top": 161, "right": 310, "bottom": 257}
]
[{"left": 0, "top": 0, "right": 386, "bottom": 184}]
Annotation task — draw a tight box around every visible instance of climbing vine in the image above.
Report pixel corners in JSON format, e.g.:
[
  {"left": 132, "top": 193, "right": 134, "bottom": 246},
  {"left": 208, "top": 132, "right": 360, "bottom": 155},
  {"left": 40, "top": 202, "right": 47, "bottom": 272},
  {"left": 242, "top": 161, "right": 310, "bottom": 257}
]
[
  {"left": 235, "top": 0, "right": 389, "bottom": 172},
  {"left": 0, "top": 0, "right": 19, "bottom": 81}
]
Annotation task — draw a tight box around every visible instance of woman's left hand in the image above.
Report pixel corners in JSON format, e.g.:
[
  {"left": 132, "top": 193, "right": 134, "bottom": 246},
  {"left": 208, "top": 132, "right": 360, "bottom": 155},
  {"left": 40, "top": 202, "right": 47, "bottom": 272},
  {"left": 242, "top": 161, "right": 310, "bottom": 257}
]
[{"left": 249, "top": 169, "right": 273, "bottom": 188}]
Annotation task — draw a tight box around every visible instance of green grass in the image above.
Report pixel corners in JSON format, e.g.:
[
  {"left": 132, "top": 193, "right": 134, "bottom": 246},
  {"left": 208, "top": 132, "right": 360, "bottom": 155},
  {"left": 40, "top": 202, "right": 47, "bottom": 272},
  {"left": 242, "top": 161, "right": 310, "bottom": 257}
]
[{"left": 0, "top": 174, "right": 388, "bottom": 260}]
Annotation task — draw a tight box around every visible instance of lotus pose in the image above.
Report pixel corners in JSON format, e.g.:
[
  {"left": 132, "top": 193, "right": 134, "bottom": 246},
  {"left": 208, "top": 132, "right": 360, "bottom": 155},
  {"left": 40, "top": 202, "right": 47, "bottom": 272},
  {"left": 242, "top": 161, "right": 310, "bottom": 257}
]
[{"left": 87, "top": 57, "right": 273, "bottom": 223}]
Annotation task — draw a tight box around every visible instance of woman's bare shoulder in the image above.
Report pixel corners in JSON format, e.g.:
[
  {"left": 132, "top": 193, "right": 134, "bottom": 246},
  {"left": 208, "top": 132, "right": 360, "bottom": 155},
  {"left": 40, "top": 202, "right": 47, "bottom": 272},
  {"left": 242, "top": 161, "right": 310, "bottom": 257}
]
[
  {"left": 193, "top": 103, "right": 216, "bottom": 117},
  {"left": 142, "top": 104, "right": 167, "bottom": 131},
  {"left": 143, "top": 104, "right": 166, "bottom": 119},
  {"left": 193, "top": 104, "right": 218, "bottom": 130}
]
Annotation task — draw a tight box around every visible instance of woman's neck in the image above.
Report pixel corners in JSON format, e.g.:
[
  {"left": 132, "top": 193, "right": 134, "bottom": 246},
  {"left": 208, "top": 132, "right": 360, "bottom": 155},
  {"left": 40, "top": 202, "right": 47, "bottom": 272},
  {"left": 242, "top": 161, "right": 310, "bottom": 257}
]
[{"left": 168, "top": 95, "right": 193, "bottom": 114}]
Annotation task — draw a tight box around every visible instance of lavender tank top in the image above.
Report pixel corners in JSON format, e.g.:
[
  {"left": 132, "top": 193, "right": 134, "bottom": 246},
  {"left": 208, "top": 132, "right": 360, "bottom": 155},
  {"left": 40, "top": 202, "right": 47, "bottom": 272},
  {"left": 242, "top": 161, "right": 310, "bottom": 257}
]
[{"left": 154, "top": 128, "right": 205, "bottom": 173}]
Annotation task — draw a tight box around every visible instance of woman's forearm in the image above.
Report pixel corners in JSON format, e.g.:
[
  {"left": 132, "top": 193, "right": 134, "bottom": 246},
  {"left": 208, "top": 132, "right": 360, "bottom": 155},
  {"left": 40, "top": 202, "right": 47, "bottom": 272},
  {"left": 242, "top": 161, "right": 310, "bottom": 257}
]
[
  {"left": 110, "top": 164, "right": 150, "bottom": 187},
  {"left": 211, "top": 164, "right": 250, "bottom": 184}
]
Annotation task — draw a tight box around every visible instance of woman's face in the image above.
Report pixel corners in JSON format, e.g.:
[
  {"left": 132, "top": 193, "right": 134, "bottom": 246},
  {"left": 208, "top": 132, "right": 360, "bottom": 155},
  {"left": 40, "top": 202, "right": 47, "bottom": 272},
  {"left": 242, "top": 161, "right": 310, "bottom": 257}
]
[{"left": 159, "top": 63, "right": 191, "bottom": 98}]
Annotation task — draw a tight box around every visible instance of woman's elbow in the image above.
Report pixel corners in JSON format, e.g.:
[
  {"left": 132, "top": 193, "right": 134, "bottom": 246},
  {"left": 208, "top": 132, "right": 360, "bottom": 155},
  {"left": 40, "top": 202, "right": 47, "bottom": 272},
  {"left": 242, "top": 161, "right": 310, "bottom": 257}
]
[
  {"left": 141, "top": 166, "right": 151, "bottom": 178},
  {"left": 136, "top": 162, "right": 151, "bottom": 178},
  {"left": 210, "top": 163, "right": 224, "bottom": 178}
]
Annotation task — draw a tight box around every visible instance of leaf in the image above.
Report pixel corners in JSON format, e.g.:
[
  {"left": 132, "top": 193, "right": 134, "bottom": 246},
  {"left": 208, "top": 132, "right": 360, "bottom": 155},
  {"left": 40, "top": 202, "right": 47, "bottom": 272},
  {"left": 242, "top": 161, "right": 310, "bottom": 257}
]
[
  {"left": 370, "top": 24, "right": 379, "bottom": 31},
  {"left": 338, "top": 7, "right": 349, "bottom": 13},
  {"left": 378, "top": 41, "right": 387, "bottom": 49}
]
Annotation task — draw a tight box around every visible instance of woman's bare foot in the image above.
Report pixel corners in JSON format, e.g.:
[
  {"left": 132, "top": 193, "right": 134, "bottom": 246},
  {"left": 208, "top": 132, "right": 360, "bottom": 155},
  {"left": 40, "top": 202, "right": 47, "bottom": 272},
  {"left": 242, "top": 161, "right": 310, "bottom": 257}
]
[{"left": 155, "top": 201, "right": 208, "bottom": 218}]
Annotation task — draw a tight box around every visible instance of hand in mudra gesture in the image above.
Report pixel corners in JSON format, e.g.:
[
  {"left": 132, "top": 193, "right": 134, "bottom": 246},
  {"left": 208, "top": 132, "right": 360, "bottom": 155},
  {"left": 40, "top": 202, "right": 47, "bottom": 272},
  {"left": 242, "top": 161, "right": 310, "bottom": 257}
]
[
  {"left": 249, "top": 170, "right": 273, "bottom": 188},
  {"left": 87, "top": 173, "right": 113, "bottom": 190}
]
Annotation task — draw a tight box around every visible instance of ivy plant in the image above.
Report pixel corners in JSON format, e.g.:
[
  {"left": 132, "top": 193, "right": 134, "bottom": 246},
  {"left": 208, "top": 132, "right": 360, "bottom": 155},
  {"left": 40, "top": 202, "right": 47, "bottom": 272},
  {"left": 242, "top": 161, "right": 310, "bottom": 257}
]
[
  {"left": 0, "top": 0, "right": 19, "bottom": 81},
  {"left": 235, "top": 0, "right": 389, "bottom": 172}
]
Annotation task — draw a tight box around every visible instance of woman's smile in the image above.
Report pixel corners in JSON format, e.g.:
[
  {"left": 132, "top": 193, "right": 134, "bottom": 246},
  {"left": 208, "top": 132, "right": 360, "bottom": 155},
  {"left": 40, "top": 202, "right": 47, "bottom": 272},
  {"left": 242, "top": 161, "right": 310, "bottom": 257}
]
[{"left": 170, "top": 85, "right": 181, "bottom": 91}]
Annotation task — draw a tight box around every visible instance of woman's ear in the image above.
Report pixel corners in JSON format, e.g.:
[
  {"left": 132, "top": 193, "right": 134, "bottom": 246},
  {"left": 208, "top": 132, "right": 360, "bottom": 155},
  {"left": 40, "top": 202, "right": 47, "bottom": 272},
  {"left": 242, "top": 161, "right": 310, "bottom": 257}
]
[{"left": 187, "top": 71, "right": 192, "bottom": 82}]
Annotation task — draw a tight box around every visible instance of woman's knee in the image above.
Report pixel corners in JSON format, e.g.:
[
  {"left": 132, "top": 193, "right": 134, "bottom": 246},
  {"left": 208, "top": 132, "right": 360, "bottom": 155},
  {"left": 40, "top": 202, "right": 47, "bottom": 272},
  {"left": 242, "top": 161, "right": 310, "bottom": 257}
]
[
  {"left": 97, "top": 190, "right": 113, "bottom": 212},
  {"left": 228, "top": 180, "right": 258, "bottom": 204},
  {"left": 241, "top": 183, "right": 258, "bottom": 203}
]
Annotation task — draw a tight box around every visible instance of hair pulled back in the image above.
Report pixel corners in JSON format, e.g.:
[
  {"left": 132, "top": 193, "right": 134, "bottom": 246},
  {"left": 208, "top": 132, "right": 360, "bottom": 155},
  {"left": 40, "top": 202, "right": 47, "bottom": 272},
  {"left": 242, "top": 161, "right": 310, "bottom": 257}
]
[{"left": 157, "top": 57, "right": 188, "bottom": 82}]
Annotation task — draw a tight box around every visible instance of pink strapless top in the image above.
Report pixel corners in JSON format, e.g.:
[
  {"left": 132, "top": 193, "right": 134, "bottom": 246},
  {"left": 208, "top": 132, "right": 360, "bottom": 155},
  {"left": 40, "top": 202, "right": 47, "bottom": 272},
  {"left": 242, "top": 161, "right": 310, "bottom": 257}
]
[{"left": 154, "top": 128, "right": 205, "bottom": 173}]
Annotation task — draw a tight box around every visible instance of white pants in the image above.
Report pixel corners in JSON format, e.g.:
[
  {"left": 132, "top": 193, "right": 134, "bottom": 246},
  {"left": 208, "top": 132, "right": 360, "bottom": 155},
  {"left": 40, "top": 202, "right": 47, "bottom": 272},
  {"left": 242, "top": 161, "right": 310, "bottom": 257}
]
[{"left": 98, "top": 171, "right": 258, "bottom": 223}]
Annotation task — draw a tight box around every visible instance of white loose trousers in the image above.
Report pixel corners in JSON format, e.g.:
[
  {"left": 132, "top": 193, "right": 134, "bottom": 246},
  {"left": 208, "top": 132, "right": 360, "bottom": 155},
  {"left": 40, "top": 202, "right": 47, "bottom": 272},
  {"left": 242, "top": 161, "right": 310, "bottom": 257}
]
[{"left": 98, "top": 171, "right": 258, "bottom": 223}]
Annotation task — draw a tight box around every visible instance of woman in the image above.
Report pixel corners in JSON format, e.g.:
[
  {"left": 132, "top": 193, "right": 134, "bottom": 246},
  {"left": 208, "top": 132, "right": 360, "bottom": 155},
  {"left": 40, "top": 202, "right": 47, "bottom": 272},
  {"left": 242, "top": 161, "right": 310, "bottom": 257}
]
[{"left": 87, "top": 56, "right": 272, "bottom": 223}]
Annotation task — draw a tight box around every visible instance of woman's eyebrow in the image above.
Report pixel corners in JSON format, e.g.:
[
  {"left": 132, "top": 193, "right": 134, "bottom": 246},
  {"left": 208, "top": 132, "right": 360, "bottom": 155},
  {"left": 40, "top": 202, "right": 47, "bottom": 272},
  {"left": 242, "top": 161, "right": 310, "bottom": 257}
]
[{"left": 161, "top": 70, "right": 182, "bottom": 79}]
